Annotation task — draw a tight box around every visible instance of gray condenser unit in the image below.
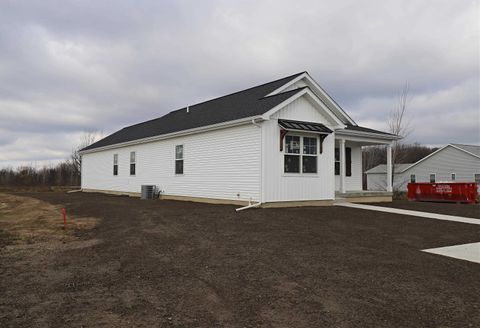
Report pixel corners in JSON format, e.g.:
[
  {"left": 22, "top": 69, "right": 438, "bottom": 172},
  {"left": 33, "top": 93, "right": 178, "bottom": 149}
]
[{"left": 141, "top": 185, "right": 157, "bottom": 200}]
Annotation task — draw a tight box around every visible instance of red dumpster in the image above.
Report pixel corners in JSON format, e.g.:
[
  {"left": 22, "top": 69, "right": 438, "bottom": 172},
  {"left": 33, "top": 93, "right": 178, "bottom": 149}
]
[{"left": 407, "top": 182, "right": 478, "bottom": 204}]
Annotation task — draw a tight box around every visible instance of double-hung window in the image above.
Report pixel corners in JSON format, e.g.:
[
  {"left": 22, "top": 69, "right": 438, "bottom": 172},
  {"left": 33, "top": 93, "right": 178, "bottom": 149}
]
[
  {"left": 113, "top": 154, "right": 118, "bottom": 176},
  {"left": 451, "top": 173, "right": 455, "bottom": 181},
  {"left": 302, "top": 137, "right": 317, "bottom": 173},
  {"left": 284, "top": 135, "right": 318, "bottom": 174},
  {"left": 474, "top": 173, "right": 480, "bottom": 184},
  {"left": 175, "top": 145, "right": 184, "bottom": 174},
  {"left": 429, "top": 173, "right": 436, "bottom": 183},
  {"left": 130, "top": 152, "right": 136, "bottom": 176}
]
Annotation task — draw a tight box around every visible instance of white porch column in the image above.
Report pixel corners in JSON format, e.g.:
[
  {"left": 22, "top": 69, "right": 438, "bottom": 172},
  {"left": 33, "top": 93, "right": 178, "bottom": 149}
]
[
  {"left": 386, "top": 143, "right": 393, "bottom": 192},
  {"left": 339, "top": 138, "right": 346, "bottom": 193}
]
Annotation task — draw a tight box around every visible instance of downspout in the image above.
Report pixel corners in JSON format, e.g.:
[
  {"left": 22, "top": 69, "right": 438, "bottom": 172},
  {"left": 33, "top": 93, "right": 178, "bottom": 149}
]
[
  {"left": 236, "top": 201, "right": 262, "bottom": 212},
  {"left": 233, "top": 118, "right": 264, "bottom": 211}
]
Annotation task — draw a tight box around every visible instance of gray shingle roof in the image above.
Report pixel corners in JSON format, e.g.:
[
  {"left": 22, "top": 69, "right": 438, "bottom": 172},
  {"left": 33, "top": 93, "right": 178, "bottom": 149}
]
[
  {"left": 82, "top": 72, "right": 306, "bottom": 151},
  {"left": 451, "top": 144, "right": 480, "bottom": 157},
  {"left": 344, "top": 124, "right": 397, "bottom": 137}
]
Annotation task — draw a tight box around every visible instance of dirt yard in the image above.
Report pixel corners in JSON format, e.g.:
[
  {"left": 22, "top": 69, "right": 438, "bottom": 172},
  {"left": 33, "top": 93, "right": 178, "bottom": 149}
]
[{"left": 1, "top": 192, "right": 479, "bottom": 327}]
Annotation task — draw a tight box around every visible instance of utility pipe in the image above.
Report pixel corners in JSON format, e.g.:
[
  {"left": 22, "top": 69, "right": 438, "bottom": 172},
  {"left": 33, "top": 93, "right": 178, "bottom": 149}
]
[{"left": 235, "top": 202, "right": 262, "bottom": 212}]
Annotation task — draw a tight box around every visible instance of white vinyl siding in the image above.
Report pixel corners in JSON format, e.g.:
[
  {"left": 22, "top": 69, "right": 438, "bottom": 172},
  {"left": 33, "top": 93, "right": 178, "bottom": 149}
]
[
  {"left": 81, "top": 124, "right": 261, "bottom": 202},
  {"left": 334, "top": 142, "right": 363, "bottom": 191},
  {"left": 262, "top": 96, "right": 336, "bottom": 202}
]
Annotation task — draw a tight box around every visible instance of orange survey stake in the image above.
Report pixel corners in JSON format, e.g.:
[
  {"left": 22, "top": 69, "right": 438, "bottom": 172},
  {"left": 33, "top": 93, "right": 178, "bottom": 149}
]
[{"left": 61, "top": 208, "right": 67, "bottom": 229}]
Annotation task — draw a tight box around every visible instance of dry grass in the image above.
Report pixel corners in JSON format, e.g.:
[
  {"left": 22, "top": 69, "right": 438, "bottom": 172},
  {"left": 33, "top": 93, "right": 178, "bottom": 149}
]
[{"left": 0, "top": 193, "right": 97, "bottom": 246}]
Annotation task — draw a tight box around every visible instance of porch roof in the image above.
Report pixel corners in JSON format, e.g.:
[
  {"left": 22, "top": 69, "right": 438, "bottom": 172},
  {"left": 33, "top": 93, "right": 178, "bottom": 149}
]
[{"left": 278, "top": 119, "right": 333, "bottom": 134}]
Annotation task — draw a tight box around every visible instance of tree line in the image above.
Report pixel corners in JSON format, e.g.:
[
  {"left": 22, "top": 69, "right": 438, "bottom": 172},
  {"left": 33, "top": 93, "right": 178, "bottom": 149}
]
[{"left": 0, "top": 131, "right": 102, "bottom": 187}]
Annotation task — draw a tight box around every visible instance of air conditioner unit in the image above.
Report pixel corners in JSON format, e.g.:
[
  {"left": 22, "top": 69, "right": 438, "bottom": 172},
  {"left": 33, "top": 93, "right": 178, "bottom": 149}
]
[{"left": 141, "top": 185, "right": 157, "bottom": 200}]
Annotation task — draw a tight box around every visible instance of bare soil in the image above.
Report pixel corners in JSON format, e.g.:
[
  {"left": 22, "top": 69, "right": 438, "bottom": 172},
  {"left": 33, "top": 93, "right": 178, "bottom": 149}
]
[{"left": 1, "top": 192, "right": 479, "bottom": 327}]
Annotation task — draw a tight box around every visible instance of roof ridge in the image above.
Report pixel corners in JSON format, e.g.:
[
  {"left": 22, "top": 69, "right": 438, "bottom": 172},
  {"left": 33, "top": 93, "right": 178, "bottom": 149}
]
[
  {"left": 450, "top": 143, "right": 480, "bottom": 147},
  {"left": 120, "top": 71, "right": 306, "bottom": 130}
]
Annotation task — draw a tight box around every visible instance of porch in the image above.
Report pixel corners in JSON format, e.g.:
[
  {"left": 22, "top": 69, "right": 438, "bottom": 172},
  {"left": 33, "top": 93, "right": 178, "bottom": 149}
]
[
  {"left": 334, "top": 190, "right": 393, "bottom": 203},
  {"left": 334, "top": 126, "right": 398, "bottom": 201}
]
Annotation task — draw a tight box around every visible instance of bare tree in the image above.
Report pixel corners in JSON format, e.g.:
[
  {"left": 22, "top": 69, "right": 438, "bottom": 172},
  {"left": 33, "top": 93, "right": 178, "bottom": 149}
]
[
  {"left": 70, "top": 129, "right": 103, "bottom": 184},
  {"left": 387, "top": 81, "right": 412, "bottom": 190}
]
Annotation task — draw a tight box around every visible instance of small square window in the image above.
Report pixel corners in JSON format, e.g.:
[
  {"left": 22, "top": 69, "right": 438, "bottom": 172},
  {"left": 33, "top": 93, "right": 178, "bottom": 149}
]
[
  {"left": 285, "top": 136, "right": 300, "bottom": 154},
  {"left": 303, "top": 137, "right": 317, "bottom": 155},
  {"left": 302, "top": 156, "right": 317, "bottom": 173},
  {"left": 284, "top": 155, "right": 300, "bottom": 173}
]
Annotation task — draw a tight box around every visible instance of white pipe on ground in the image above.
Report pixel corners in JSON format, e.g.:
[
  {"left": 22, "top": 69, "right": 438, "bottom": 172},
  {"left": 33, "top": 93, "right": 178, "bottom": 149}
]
[
  {"left": 67, "top": 189, "right": 82, "bottom": 193},
  {"left": 235, "top": 202, "right": 262, "bottom": 212}
]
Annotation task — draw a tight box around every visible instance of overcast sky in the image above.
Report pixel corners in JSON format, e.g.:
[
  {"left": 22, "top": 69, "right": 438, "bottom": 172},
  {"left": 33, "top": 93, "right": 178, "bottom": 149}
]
[{"left": 0, "top": 0, "right": 478, "bottom": 168}]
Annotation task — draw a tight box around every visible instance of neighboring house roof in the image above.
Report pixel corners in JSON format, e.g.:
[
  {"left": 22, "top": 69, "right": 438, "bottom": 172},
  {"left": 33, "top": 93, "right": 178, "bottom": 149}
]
[
  {"left": 81, "top": 72, "right": 396, "bottom": 152},
  {"left": 451, "top": 143, "right": 480, "bottom": 158},
  {"left": 366, "top": 143, "right": 480, "bottom": 174},
  {"left": 366, "top": 163, "right": 414, "bottom": 174}
]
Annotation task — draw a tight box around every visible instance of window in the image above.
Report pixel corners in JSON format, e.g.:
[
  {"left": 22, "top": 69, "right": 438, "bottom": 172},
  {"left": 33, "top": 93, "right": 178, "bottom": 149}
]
[
  {"left": 302, "top": 137, "right": 317, "bottom": 173},
  {"left": 429, "top": 173, "right": 436, "bottom": 183},
  {"left": 284, "top": 136, "right": 300, "bottom": 173},
  {"left": 284, "top": 135, "right": 318, "bottom": 173},
  {"left": 284, "top": 135, "right": 318, "bottom": 174},
  {"left": 175, "top": 145, "right": 184, "bottom": 174},
  {"left": 410, "top": 174, "right": 416, "bottom": 183},
  {"left": 474, "top": 174, "right": 480, "bottom": 184},
  {"left": 451, "top": 173, "right": 455, "bottom": 181},
  {"left": 334, "top": 147, "right": 352, "bottom": 176},
  {"left": 130, "top": 151, "right": 136, "bottom": 176},
  {"left": 113, "top": 154, "right": 118, "bottom": 176}
]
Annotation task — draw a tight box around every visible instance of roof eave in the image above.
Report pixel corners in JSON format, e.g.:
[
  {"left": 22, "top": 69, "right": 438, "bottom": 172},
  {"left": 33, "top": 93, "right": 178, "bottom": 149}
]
[{"left": 79, "top": 115, "right": 265, "bottom": 155}]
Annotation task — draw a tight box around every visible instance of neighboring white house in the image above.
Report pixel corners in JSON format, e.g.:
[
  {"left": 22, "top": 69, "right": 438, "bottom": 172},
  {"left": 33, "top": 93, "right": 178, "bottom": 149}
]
[
  {"left": 366, "top": 144, "right": 480, "bottom": 192},
  {"left": 80, "top": 72, "right": 399, "bottom": 206}
]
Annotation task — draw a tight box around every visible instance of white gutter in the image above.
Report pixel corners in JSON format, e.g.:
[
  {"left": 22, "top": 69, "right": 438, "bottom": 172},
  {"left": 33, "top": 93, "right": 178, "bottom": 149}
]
[
  {"left": 335, "top": 129, "right": 401, "bottom": 140},
  {"left": 251, "top": 118, "right": 262, "bottom": 128},
  {"left": 80, "top": 115, "right": 265, "bottom": 155}
]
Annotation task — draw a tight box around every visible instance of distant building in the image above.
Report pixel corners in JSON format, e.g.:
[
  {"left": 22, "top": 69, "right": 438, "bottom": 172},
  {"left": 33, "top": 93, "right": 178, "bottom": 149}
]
[{"left": 366, "top": 144, "right": 480, "bottom": 191}]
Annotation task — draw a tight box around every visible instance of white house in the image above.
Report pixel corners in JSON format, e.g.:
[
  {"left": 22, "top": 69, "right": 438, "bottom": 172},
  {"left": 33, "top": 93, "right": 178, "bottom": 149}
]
[
  {"left": 366, "top": 144, "right": 480, "bottom": 192},
  {"left": 80, "top": 72, "right": 399, "bottom": 207}
]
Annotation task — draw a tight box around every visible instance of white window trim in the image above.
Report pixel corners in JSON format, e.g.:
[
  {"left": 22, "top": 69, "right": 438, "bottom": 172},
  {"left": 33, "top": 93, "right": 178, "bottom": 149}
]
[
  {"left": 410, "top": 174, "right": 416, "bottom": 183},
  {"left": 282, "top": 133, "right": 319, "bottom": 176},
  {"left": 175, "top": 145, "right": 184, "bottom": 175},
  {"left": 451, "top": 172, "right": 455, "bottom": 181},
  {"left": 429, "top": 173, "right": 436, "bottom": 183}
]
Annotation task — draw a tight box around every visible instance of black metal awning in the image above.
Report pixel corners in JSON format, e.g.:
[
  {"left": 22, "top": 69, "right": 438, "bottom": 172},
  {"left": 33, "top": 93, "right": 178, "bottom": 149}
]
[
  {"left": 278, "top": 119, "right": 333, "bottom": 134},
  {"left": 278, "top": 119, "right": 332, "bottom": 153}
]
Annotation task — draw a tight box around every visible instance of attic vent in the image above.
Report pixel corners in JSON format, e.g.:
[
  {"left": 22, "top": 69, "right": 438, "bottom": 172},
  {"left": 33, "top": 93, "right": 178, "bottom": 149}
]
[{"left": 141, "top": 185, "right": 157, "bottom": 200}]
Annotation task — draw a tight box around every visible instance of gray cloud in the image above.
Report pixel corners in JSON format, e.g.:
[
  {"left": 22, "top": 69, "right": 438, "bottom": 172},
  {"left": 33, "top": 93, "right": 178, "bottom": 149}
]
[{"left": 0, "top": 0, "right": 478, "bottom": 167}]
